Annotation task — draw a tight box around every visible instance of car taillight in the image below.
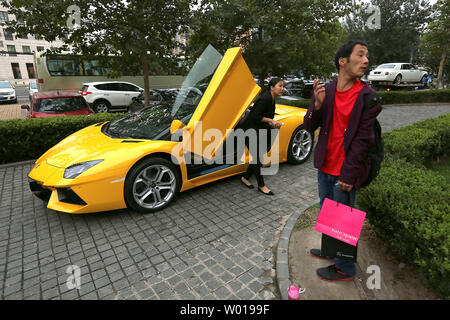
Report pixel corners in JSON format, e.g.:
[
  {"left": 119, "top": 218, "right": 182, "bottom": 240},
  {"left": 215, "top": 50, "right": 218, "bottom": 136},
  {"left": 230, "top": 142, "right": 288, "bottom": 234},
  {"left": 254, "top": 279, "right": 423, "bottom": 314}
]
[
  {"left": 80, "top": 91, "right": 92, "bottom": 96},
  {"left": 38, "top": 78, "right": 44, "bottom": 83}
]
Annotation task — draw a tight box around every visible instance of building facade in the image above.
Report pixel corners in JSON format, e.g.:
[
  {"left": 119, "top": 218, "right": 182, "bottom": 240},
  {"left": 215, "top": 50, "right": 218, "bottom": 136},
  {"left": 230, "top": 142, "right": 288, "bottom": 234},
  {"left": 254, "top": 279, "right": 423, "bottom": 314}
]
[{"left": 0, "top": 6, "right": 65, "bottom": 85}]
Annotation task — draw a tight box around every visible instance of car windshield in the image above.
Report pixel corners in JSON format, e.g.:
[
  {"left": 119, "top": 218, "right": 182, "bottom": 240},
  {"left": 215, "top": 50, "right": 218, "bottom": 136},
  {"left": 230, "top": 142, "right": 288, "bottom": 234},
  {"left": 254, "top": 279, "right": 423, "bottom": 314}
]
[
  {"left": 30, "top": 82, "right": 37, "bottom": 89},
  {"left": 104, "top": 45, "right": 223, "bottom": 140},
  {"left": 377, "top": 64, "right": 396, "bottom": 69},
  {"left": 33, "top": 97, "right": 88, "bottom": 113},
  {"left": 0, "top": 82, "right": 12, "bottom": 89}
]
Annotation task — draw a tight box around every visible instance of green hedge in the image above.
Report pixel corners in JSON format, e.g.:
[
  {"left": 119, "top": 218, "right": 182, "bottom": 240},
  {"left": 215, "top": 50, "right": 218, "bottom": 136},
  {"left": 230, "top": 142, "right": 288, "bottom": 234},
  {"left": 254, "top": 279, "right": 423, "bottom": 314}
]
[
  {"left": 357, "top": 113, "right": 450, "bottom": 299},
  {"left": 0, "top": 113, "right": 124, "bottom": 164},
  {"left": 278, "top": 88, "right": 450, "bottom": 108}
]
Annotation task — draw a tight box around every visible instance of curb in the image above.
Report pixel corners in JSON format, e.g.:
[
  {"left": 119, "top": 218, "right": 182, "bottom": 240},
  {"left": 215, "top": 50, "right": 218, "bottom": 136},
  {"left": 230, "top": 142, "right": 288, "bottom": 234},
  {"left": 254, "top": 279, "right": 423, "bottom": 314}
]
[{"left": 276, "top": 197, "right": 320, "bottom": 300}]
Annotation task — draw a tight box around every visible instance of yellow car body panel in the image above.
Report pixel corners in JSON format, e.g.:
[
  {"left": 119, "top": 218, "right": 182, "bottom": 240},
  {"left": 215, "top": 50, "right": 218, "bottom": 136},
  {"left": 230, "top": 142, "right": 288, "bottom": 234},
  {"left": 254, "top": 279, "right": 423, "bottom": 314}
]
[
  {"left": 28, "top": 47, "right": 314, "bottom": 214},
  {"left": 182, "top": 47, "right": 260, "bottom": 160}
]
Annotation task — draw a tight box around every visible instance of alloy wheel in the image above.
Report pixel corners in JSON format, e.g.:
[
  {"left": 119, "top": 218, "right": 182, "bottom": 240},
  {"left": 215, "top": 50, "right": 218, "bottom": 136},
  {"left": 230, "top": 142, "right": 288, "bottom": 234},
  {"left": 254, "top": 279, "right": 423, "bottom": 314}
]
[
  {"left": 291, "top": 128, "right": 312, "bottom": 162},
  {"left": 132, "top": 164, "right": 177, "bottom": 210}
]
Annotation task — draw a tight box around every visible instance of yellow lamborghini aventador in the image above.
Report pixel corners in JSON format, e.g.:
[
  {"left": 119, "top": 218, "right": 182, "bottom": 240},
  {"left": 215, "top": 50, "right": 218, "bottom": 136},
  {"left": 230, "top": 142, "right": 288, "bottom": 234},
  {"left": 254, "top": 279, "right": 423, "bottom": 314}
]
[{"left": 28, "top": 45, "right": 315, "bottom": 214}]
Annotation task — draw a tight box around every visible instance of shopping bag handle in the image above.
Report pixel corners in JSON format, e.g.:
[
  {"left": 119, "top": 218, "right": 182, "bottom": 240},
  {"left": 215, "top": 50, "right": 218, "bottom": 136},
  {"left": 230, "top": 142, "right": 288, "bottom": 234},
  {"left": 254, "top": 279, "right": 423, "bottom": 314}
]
[{"left": 335, "top": 190, "right": 355, "bottom": 211}]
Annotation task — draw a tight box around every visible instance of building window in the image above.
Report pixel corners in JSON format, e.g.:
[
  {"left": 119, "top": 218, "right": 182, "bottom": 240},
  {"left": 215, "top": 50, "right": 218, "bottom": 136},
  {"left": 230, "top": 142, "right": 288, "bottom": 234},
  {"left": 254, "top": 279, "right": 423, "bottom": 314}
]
[
  {"left": 22, "top": 45, "right": 31, "bottom": 53},
  {"left": 0, "top": 40, "right": 3, "bottom": 48},
  {"left": 11, "top": 63, "right": 22, "bottom": 79},
  {"left": 37, "top": 46, "right": 44, "bottom": 52},
  {"left": 0, "top": 11, "right": 8, "bottom": 22},
  {"left": 26, "top": 63, "right": 36, "bottom": 79},
  {"left": 4, "top": 29, "right": 13, "bottom": 40},
  {"left": 7, "top": 44, "right": 16, "bottom": 56}
]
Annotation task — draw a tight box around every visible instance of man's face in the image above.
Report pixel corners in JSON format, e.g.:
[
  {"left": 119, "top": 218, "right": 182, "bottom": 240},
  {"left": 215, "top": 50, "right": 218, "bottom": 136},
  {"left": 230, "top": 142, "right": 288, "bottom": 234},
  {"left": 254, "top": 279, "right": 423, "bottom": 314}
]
[{"left": 340, "top": 44, "right": 369, "bottom": 78}]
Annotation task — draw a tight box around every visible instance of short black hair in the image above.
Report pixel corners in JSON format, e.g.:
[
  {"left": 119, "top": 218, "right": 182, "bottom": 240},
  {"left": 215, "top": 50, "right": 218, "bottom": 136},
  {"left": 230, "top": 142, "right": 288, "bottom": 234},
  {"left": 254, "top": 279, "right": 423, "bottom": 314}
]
[{"left": 334, "top": 40, "right": 368, "bottom": 71}]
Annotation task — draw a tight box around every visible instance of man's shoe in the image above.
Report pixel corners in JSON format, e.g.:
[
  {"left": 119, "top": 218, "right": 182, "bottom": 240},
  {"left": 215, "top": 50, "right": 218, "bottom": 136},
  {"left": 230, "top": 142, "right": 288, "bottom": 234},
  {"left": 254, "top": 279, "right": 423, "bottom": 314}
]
[
  {"left": 310, "top": 249, "right": 333, "bottom": 260},
  {"left": 316, "top": 264, "right": 355, "bottom": 282}
]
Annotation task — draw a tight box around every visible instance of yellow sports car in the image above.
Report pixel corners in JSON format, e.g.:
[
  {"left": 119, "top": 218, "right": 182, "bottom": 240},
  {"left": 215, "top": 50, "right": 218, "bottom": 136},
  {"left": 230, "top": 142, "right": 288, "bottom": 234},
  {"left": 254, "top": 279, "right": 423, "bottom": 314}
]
[{"left": 28, "top": 46, "right": 315, "bottom": 214}]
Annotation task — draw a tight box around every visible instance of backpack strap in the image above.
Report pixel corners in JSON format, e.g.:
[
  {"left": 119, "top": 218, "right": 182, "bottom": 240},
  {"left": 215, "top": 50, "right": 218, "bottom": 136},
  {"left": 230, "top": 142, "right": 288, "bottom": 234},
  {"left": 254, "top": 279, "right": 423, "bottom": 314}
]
[{"left": 363, "top": 92, "right": 382, "bottom": 111}]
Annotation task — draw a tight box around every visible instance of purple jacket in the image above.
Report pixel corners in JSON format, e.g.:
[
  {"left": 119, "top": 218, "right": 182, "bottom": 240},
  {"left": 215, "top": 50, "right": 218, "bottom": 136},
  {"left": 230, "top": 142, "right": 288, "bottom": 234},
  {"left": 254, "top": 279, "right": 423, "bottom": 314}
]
[{"left": 303, "top": 80, "right": 382, "bottom": 189}]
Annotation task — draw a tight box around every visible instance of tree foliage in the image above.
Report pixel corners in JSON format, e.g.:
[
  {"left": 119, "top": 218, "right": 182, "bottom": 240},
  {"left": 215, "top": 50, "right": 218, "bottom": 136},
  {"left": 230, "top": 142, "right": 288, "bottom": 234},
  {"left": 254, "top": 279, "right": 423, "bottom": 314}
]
[
  {"left": 344, "top": 0, "right": 432, "bottom": 68},
  {"left": 418, "top": 0, "right": 450, "bottom": 87},
  {"left": 1, "top": 0, "right": 192, "bottom": 104},
  {"left": 187, "top": 0, "right": 352, "bottom": 80}
]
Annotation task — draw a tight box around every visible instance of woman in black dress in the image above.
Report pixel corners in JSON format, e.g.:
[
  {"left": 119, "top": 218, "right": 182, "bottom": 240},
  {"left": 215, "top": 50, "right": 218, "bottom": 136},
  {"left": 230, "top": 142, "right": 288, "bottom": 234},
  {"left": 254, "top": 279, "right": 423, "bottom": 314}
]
[{"left": 240, "top": 77, "right": 285, "bottom": 195}]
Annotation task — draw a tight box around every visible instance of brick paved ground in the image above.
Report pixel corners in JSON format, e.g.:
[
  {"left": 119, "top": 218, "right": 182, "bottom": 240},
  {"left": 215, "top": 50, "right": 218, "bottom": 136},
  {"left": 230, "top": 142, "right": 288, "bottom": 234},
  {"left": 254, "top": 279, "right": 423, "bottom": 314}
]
[
  {"left": 0, "top": 104, "right": 26, "bottom": 120},
  {"left": 0, "top": 103, "right": 449, "bottom": 300}
]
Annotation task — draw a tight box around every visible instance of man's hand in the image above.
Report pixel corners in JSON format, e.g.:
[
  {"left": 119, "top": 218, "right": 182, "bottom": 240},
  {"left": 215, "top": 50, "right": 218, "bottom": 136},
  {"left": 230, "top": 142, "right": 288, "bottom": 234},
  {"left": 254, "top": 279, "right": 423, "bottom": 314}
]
[
  {"left": 337, "top": 180, "right": 353, "bottom": 192},
  {"left": 313, "top": 79, "right": 326, "bottom": 110}
]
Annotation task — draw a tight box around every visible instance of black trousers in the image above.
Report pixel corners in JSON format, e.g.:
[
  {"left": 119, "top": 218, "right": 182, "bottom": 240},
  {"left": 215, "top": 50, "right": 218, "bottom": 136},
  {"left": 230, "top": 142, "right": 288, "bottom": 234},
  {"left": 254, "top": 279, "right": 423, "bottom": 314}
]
[{"left": 242, "top": 128, "right": 272, "bottom": 188}]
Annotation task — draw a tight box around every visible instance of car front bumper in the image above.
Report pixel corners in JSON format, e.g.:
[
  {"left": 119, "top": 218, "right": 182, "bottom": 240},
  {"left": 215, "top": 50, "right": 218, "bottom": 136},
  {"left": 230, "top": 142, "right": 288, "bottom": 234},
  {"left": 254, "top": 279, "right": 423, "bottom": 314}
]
[
  {"left": 28, "top": 161, "right": 127, "bottom": 214},
  {"left": 0, "top": 94, "right": 17, "bottom": 102}
]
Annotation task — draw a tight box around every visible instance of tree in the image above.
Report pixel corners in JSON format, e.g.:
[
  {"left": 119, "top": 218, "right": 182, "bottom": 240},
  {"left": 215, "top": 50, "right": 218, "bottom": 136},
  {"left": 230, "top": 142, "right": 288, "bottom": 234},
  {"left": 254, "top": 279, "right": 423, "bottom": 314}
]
[
  {"left": 187, "top": 0, "right": 352, "bottom": 81},
  {"left": 418, "top": 0, "right": 450, "bottom": 88},
  {"left": 1, "top": 0, "right": 192, "bottom": 105},
  {"left": 344, "top": 0, "right": 432, "bottom": 67}
]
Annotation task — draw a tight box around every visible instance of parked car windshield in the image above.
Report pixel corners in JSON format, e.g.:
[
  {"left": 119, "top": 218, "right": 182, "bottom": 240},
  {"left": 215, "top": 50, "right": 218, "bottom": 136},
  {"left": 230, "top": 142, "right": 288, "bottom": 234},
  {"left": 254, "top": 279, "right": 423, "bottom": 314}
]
[
  {"left": 377, "top": 64, "right": 396, "bottom": 69},
  {"left": 0, "top": 82, "right": 13, "bottom": 88},
  {"left": 104, "top": 45, "right": 223, "bottom": 140},
  {"left": 33, "top": 97, "right": 88, "bottom": 113}
]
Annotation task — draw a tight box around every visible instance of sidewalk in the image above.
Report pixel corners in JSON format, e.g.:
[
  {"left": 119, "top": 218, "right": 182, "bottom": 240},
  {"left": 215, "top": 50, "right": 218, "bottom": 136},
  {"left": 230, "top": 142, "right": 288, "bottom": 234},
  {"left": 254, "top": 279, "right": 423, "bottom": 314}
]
[
  {"left": 276, "top": 103, "right": 450, "bottom": 300},
  {"left": 0, "top": 104, "right": 26, "bottom": 120},
  {"left": 284, "top": 205, "right": 438, "bottom": 300}
]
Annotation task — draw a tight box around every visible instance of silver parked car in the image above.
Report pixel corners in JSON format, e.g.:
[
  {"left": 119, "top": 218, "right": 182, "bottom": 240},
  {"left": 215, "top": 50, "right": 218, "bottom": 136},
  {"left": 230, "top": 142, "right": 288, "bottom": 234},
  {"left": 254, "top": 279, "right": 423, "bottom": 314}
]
[{"left": 0, "top": 80, "right": 17, "bottom": 104}]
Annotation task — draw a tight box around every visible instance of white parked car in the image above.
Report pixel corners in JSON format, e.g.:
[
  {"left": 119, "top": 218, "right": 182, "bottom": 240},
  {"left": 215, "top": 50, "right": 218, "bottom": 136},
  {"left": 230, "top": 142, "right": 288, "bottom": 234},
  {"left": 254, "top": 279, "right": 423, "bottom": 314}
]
[
  {"left": 368, "top": 63, "right": 428, "bottom": 85},
  {"left": 28, "top": 81, "right": 38, "bottom": 101},
  {"left": 0, "top": 80, "right": 17, "bottom": 104},
  {"left": 80, "top": 81, "right": 144, "bottom": 113}
]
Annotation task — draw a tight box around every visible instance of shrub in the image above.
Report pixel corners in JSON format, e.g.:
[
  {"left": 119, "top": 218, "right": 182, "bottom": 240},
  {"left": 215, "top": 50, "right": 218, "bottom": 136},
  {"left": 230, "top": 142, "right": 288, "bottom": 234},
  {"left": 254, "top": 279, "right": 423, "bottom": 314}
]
[
  {"left": 383, "top": 114, "right": 450, "bottom": 164},
  {"left": 357, "top": 114, "right": 450, "bottom": 299},
  {"left": 0, "top": 113, "right": 124, "bottom": 164}
]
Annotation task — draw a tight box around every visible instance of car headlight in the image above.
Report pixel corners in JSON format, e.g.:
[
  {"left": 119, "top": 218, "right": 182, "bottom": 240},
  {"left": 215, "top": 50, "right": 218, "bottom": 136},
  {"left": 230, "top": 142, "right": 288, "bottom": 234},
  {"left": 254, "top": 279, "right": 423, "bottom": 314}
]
[
  {"left": 64, "top": 160, "right": 104, "bottom": 179},
  {"left": 9, "top": 91, "right": 15, "bottom": 95}
]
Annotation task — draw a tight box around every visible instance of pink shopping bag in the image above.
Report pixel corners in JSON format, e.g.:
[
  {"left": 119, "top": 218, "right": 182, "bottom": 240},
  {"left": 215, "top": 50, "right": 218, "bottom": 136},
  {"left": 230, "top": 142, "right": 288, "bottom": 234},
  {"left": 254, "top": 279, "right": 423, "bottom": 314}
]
[{"left": 314, "top": 198, "right": 366, "bottom": 247}]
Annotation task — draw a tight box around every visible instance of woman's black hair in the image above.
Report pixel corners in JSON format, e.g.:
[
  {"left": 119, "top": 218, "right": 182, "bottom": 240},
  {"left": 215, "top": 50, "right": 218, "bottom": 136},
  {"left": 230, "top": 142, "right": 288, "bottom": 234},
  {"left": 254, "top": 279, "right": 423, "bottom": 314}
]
[{"left": 268, "top": 77, "right": 283, "bottom": 89}]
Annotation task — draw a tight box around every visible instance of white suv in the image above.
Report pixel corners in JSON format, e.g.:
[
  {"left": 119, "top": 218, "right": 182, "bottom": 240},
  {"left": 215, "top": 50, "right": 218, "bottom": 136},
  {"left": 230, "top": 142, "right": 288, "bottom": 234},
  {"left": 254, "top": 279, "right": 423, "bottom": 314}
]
[
  {"left": 80, "top": 81, "right": 143, "bottom": 113},
  {"left": 0, "top": 80, "right": 17, "bottom": 104}
]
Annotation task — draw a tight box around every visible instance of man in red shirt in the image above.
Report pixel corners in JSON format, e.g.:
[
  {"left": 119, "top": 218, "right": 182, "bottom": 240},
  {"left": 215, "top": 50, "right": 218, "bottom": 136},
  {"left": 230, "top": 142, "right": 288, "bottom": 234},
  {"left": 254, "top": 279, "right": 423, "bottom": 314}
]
[{"left": 304, "top": 40, "right": 382, "bottom": 281}]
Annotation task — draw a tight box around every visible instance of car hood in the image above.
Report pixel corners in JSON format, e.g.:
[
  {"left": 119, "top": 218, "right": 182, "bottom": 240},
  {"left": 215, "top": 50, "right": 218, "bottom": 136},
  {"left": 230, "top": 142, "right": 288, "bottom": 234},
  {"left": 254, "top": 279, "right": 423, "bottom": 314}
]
[{"left": 37, "top": 123, "right": 162, "bottom": 169}]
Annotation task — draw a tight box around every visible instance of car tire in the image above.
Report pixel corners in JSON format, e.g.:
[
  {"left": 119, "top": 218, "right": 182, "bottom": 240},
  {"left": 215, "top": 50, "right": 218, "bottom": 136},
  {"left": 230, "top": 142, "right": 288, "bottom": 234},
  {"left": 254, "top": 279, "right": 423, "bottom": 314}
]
[
  {"left": 94, "top": 100, "right": 110, "bottom": 113},
  {"left": 287, "top": 125, "right": 314, "bottom": 164},
  {"left": 393, "top": 75, "right": 402, "bottom": 85},
  {"left": 124, "top": 157, "right": 181, "bottom": 213}
]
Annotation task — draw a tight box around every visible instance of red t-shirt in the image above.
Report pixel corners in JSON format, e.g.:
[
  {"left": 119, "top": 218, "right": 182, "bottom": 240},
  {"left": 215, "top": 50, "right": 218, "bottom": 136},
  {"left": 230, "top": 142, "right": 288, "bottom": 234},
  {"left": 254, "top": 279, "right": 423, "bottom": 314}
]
[{"left": 320, "top": 80, "right": 364, "bottom": 176}]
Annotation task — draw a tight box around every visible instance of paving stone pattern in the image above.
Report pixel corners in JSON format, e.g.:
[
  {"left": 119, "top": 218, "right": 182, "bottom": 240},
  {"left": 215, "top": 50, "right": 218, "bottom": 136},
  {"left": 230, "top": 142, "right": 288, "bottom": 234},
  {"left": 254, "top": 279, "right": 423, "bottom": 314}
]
[{"left": 0, "top": 103, "right": 448, "bottom": 300}]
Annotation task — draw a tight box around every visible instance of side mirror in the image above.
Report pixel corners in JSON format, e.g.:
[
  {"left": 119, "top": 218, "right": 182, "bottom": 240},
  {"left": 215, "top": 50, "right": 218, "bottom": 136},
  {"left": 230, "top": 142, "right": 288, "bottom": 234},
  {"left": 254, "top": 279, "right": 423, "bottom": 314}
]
[
  {"left": 170, "top": 120, "right": 185, "bottom": 135},
  {"left": 21, "top": 105, "right": 30, "bottom": 110}
]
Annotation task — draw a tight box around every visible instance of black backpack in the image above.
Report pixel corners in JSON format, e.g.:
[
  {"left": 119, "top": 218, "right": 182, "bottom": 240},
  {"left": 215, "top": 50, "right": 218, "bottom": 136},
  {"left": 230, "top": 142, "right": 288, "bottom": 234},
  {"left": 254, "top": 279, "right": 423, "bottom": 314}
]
[{"left": 360, "top": 93, "right": 383, "bottom": 188}]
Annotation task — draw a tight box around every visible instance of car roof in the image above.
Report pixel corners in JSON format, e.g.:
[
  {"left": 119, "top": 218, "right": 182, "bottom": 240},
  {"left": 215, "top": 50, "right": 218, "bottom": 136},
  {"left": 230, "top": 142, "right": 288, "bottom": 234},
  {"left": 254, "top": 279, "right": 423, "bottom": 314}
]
[{"left": 33, "top": 90, "right": 84, "bottom": 99}]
